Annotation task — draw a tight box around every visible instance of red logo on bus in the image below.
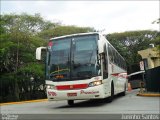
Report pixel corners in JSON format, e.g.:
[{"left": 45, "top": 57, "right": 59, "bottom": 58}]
[{"left": 48, "top": 91, "right": 57, "bottom": 96}]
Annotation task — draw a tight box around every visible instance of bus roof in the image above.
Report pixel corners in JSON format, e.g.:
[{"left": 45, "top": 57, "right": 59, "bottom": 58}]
[{"left": 50, "top": 32, "right": 99, "bottom": 41}]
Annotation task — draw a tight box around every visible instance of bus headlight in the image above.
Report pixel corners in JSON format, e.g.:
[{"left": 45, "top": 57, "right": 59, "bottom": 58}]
[
  {"left": 88, "top": 80, "right": 102, "bottom": 87},
  {"left": 46, "top": 85, "right": 55, "bottom": 89}
]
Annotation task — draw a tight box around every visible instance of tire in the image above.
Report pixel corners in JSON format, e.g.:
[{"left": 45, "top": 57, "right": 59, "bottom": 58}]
[
  {"left": 108, "top": 83, "right": 114, "bottom": 103},
  {"left": 67, "top": 100, "right": 74, "bottom": 106}
]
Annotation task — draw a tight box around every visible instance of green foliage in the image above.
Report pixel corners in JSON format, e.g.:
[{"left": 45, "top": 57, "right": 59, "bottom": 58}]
[
  {"left": 38, "top": 25, "right": 95, "bottom": 40},
  {"left": 17, "top": 63, "right": 44, "bottom": 78},
  {"left": 0, "top": 13, "right": 48, "bottom": 102},
  {"left": 0, "top": 13, "right": 53, "bottom": 34}
]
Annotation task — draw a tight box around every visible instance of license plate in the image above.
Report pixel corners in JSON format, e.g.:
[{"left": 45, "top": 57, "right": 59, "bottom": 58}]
[{"left": 67, "top": 93, "right": 77, "bottom": 97}]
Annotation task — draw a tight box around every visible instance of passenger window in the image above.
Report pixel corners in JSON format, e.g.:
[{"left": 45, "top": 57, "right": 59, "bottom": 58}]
[{"left": 108, "top": 45, "right": 113, "bottom": 63}]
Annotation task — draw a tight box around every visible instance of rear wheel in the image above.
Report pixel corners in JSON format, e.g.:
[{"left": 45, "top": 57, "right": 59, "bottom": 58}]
[
  {"left": 108, "top": 83, "right": 114, "bottom": 102},
  {"left": 67, "top": 100, "right": 74, "bottom": 106}
]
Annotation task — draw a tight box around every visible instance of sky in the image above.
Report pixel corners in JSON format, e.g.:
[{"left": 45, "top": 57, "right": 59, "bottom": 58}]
[{"left": 1, "top": 0, "right": 160, "bottom": 34}]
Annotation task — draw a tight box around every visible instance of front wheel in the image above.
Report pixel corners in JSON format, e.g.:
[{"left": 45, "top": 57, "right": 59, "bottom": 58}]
[
  {"left": 67, "top": 100, "right": 74, "bottom": 106},
  {"left": 108, "top": 83, "right": 114, "bottom": 103}
]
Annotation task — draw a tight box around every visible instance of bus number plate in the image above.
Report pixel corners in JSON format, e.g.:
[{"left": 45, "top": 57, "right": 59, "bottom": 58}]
[{"left": 67, "top": 93, "right": 77, "bottom": 97}]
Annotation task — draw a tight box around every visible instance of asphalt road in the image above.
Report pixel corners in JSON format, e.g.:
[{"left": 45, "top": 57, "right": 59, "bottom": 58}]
[{"left": 1, "top": 89, "right": 160, "bottom": 120}]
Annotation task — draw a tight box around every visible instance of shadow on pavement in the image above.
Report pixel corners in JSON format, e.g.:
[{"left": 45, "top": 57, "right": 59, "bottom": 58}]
[{"left": 55, "top": 93, "right": 125, "bottom": 108}]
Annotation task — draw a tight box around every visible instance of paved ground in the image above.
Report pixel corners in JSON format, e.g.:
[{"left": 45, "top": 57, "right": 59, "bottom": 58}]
[{"left": 0, "top": 89, "right": 159, "bottom": 120}]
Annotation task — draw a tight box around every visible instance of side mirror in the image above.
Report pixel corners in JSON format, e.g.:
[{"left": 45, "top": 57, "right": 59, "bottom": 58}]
[
  {"left": 36, "top": 47, "right": 46, "bottom": 60},
  {"left": 98, "top": 40, "right": 104, "bottom": 54}
]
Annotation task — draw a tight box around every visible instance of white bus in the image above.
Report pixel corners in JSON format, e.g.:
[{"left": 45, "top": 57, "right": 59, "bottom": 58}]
[{"left": 36, "top": 32, "right": 128, "bottom": 106}]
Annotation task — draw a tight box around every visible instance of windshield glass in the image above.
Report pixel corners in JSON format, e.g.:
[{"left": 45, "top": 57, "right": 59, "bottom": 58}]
[
  {"left": 72, "top": 35, "right": 99, "bottom": 80},
  {"left": 48, "top": 34, "right": 100, "bottom": 81}
]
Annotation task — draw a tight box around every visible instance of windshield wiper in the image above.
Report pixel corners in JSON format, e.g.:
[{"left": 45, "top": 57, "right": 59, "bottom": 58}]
[{"left": 50, "top": 68, "right": 70, "bottom": 76}]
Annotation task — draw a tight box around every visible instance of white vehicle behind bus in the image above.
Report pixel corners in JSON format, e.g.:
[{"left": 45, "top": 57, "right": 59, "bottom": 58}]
[{"left": 36, "top": 32, "right": 128, "bottom": 106}]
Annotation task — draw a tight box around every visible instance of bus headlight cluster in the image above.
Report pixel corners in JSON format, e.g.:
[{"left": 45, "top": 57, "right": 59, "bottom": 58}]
[
  {"left": 88, "top": 80, "right": 102, "bottom": 87},
  {"left": 46, "top": 85, "right": 55, "bottom": 89}
]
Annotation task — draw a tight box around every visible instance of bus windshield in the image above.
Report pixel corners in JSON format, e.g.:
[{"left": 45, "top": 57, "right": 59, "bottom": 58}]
[{"left": 48, "top": 34, "right": 100, "bottom": 81}]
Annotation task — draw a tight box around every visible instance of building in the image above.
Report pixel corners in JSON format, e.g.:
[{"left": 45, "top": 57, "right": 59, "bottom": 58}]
[
  {"left": 138, "top": 46, "right": 160, "bottom": 92},
  {"left": 138, "top": 46, "right": 160, "bottom": 70}
]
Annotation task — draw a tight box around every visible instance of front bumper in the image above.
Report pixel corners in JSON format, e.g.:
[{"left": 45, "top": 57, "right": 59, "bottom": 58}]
[{"left": 46, "top": 85, "right": 105, "bottom": 101}]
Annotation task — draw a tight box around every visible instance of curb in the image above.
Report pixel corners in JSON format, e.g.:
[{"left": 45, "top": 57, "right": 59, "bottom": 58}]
[
  {"left": 137, "top": 93, "right": 160, "bottom": 97},
  {"left": 0, "top": 99, "right": 48, "bottom": 106}
]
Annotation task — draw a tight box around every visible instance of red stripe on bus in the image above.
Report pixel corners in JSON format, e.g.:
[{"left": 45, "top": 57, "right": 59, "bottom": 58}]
[
  {"left": 111, "top": 73, "right": 128, "bottom": 79},
  {"left": 56, "top": 84, "right": 88, "bottom": 90},
  {"left": 111, "top": 73, "right": 119, "bottom": 76}
]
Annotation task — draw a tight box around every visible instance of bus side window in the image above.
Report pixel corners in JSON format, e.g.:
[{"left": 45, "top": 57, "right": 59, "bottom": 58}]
[{"left": 108, "top": 44, "right": 113, "bottom": 63}]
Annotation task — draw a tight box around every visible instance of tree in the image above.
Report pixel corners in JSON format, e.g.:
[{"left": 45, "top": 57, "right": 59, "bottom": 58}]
[
  {"left": 106, "top": 30, "right": 159, "bottom": 72},
  {"left": 38, "top": 25, "right": 95, "bottom": 40},
  {"left": 152, "top": 18, "right": 160, "bottom": 24},
  {"left": 0, "top": 13, "right": 47, "bottom": 102},
  {"left": 151, "top": 18, "right": 160, "bottom": 56}
]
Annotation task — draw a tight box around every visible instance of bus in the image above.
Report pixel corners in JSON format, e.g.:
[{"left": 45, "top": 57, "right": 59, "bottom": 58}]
[{"left": 36, "top": 32, "right": 128, "bottom": 106}]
